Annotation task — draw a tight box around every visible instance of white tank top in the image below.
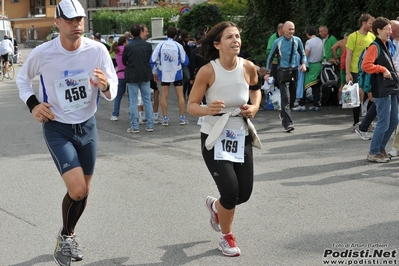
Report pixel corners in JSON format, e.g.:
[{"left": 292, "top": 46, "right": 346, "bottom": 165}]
[{"left": 200, "top": 57, "right": 249, "bottom": 135}]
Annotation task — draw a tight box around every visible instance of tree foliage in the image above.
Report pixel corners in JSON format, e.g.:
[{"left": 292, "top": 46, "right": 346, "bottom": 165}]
[
  {"left": 208, "top": 0, "right": 248, "bottom": 20},
  {"left": 92, "top": 1, "right": 399, "bottom": 65},
  {"left": 92, "top": 9, "right": 119, "bottom": 35},
  {"left": 92, "top": 7, "right": 179, "bottom": 36},
  {"left": 178, "top": 3, "right": 223, "bottom": 34},
  {"left": 242, "top": 0, "right": 399, "bottom": 65}
]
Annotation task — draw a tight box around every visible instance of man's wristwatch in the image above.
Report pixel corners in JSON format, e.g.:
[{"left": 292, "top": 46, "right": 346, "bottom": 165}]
[{"left": 101, "top": 82, "right": 110, "bottom": 92}]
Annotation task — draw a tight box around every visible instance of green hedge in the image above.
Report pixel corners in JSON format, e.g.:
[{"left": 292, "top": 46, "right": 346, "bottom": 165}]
[{"left": 92, "top": 7, "right": 179, "bottom": 36}]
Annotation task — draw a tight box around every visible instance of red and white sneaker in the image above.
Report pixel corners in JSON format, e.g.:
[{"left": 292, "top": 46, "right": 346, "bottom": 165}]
[
  {"left": 218, "top": 233, "right": 241, "bottom": 257},
  {"left": 205, "top": 196, "right": 221, "bottom": 232}
]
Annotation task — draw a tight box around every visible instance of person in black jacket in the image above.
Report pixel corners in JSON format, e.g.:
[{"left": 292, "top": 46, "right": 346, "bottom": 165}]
[
  {"left": 122, "top": 24, "right": 155, "bottom": 133},
  {"left": 178, "top": 30, "right": 195, "bottom": 99},
  {"left": 189, "top": 31, "right": 209, "bottom": 104}
]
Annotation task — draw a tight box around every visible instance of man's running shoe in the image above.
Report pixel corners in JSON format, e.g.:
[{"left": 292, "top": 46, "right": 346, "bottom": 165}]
[
  {"left": 139, "top": 117, "right": 146, "bottom": 124},
  {"left": 308, "top": 106, "right": 320, "bottom": 111},
  {"left": 367, "top": 152, "right": 389, "bottom": 163},
  {"left": 71, "top": 233, "right": 84, "bottom": 261},
  {"left": 205, "top": 196, "right": 221, "bottom": 232},
  {"left": 162, "top": 116, "right": 169, "bottom": 126},
  {"left": 292, "top": 105, "right": 306, "bottom": 112},
  {"left": 127, "top": 127, "right": 139, "bottom": 133},
  {"left": 110, "top": 115, "right": 118, "bottom": 121},
  {"left": 179, "top": 115, "right": 188, "bottom": 125},
  {"left": 54, "top": 234, "right": 73, "bottom": 266},
  {"left": 218, "top": 233, "right": 241, "bottom": 257},
  {"left": 389, "top": 149, "right": 399, "bottom": 157},
  {"left": 355, "top": 128, "right": 371, "bottom": 140},
  {"left": 285, "top": 124, "right": 295, "bottom": 133},
  {"left": 380, "top": 150, "right": 391, "bottom": 161}
]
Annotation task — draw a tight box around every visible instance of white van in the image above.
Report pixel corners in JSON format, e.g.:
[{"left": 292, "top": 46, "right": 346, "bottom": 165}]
[{"left": 0, "top": 16, "right": 14, "bottom": 42}]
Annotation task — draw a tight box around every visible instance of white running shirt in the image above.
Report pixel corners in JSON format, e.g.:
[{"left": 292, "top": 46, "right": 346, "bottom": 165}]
[
  {"left": 17, "top": 37, "right": 118, "bottom": 124},
  {"left": 150, "top": 38, "right": 189, "bottom": 82},
  {"left": 200, "top": 57, "right": 249, "bottom": 135},
  {"left": 0, "top": 39, "right": 13, "bottom": 55}
]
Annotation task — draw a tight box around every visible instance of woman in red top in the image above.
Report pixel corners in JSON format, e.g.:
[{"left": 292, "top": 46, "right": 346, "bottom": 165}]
[{"left": 361, "top": 17, "right": 399, "bottom": 163}]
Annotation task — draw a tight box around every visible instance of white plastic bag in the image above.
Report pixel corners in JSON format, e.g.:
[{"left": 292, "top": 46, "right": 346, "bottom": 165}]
[
  {"left": 342, "top": 82, "right": 360, "bottom": 109},
  {"left": 268, "top": 88, "right": 281, "bottom": 111},
  {"left": 261, "top": 77, "right": 275, "bottom": 93}
]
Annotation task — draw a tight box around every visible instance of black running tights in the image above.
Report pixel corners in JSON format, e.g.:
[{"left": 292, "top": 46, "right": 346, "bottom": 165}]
[{"left": 201, "top": 133, "right": 254, "bottom": 210}]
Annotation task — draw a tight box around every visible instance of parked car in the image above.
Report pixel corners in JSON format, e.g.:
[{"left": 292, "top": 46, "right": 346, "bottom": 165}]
[
  {"left": 46, "top": 32, "right": 59, "bottom": 41},
  {"left": 146, "top": 35, "right": 167, "bottom": 50},
  {"left": 103, "top": 34, "right": 124, "bottom": 44}
]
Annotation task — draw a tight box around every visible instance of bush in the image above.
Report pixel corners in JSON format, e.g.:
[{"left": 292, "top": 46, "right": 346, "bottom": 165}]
[
  {"left": 178, "top": 3, "right": 223, "bottom": 35},
  {"left": 92, "top": 7, "right": 179, "bottom": 36}
]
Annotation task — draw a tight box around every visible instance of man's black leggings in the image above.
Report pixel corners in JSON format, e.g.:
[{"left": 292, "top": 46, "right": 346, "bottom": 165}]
[{"left": 201, "top": 133, "right": 254, "bottom": 210}]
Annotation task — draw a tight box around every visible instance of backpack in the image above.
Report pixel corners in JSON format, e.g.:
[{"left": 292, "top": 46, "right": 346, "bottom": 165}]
[
  {"left": 358, "top": 41, "right": 379, "bottom": 93},
  {"left": 320, "top": 63, "right": 338, "bottom": 86}
]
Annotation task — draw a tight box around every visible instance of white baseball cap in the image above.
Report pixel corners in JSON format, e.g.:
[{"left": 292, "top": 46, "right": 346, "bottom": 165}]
[{"left": 55, "top": 0, "right": 86, "bottom": 20}]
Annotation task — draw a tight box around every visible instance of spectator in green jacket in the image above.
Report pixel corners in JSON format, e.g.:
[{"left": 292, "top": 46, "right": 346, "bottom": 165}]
[
  {"left": 266, "top": 23, "right": 284, "bottom": 84},
  {"left": 107, "top": 36, "right": 117, "bottom": 68},
  {"left": 319, "top": 25, "right": 338, "bottom": 63}
]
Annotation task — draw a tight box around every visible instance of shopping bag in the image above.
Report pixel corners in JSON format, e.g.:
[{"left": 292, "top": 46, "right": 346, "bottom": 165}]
[
  {"left": 342, "top": 82, "right": 360, "bottom": 109},
  {"left": 265, "top": 94, "right": 275, "bottom": 110},
  {"left": 261, "top": 77, "right": 275, "bottom": 93},
  {"left": 268, "top": 88, "right": 281, "bottom": 111}
]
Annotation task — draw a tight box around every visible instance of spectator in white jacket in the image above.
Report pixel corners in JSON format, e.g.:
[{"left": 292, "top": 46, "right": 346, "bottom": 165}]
[
  {"left": 150, "top": 26, "right": 189, "bottom": 126},
  {"left": 0, "top": 35, "right": 14, "bottom": 77}
]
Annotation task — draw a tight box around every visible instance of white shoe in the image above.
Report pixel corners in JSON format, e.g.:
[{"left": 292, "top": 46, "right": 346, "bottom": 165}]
[
  {"left": 110, "top": 115, "right": 118, "bottom": 121},
  {"left": 292, "top": 105, "right": 306, "bottom": 112},
  {"left": 139, "top": 117, "right": 146, "bottom": 125},
  {"left": 388, "top": 150, "right": 399, "bottom": 157},
  {"left": 218, "top": 233, "right": 241, "bottom": 257},
  {"left": 205, "top": 196, "right": 220, "bottom": 232}
]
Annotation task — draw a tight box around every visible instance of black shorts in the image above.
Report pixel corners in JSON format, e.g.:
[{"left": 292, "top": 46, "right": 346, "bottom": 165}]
[
  {"left": 1, "top": 53, "right": 9, "bottom": 62},
  {"left": 150, "top": 79, "right": 159, "bottom": 91},
  {"left": 161, "top": 80, "right": 183, "bottom": 87}
]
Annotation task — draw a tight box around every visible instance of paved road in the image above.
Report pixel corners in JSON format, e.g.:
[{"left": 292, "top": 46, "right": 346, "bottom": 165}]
[{"left": 1, "top": 47, "right": 399, "bottom": 266}]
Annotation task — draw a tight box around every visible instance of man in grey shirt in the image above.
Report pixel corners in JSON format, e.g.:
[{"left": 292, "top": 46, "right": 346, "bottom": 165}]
[{"left": 293, "top": 26, "right": 323, "bottom": 111}]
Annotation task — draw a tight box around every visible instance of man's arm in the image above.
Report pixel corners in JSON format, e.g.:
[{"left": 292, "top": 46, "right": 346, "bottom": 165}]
[
  {"left": 266, "top": 40, "right": 279, "bottom": 70},
  {"left": 180, "top": 48, "right": 189, "bottom": 67},
  {"left": 266, "top": 33, "right": 276, "bottom": 58},
  {"left": 298, "top": 39, "right": 307, "bottom": 72},
  {"left": 331, "top": 40, "right": 341, "bottom": 59},
  {"left": 189, "top": 49, "right": 197, "bottom": 83}
]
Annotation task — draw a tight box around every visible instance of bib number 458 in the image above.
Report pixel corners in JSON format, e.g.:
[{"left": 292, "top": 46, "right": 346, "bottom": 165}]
[{"left": 65, "top": 86, "right": 87, "bottom": 103}]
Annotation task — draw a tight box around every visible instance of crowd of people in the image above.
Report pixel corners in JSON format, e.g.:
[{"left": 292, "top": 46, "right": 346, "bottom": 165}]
[{"left": 264, "top": 15, "right": 399, "bottom": 163}]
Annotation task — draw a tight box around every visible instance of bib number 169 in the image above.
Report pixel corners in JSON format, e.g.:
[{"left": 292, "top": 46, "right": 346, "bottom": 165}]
[{"left": 221, "top": 139, "right": 238, "bottom": 153}]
